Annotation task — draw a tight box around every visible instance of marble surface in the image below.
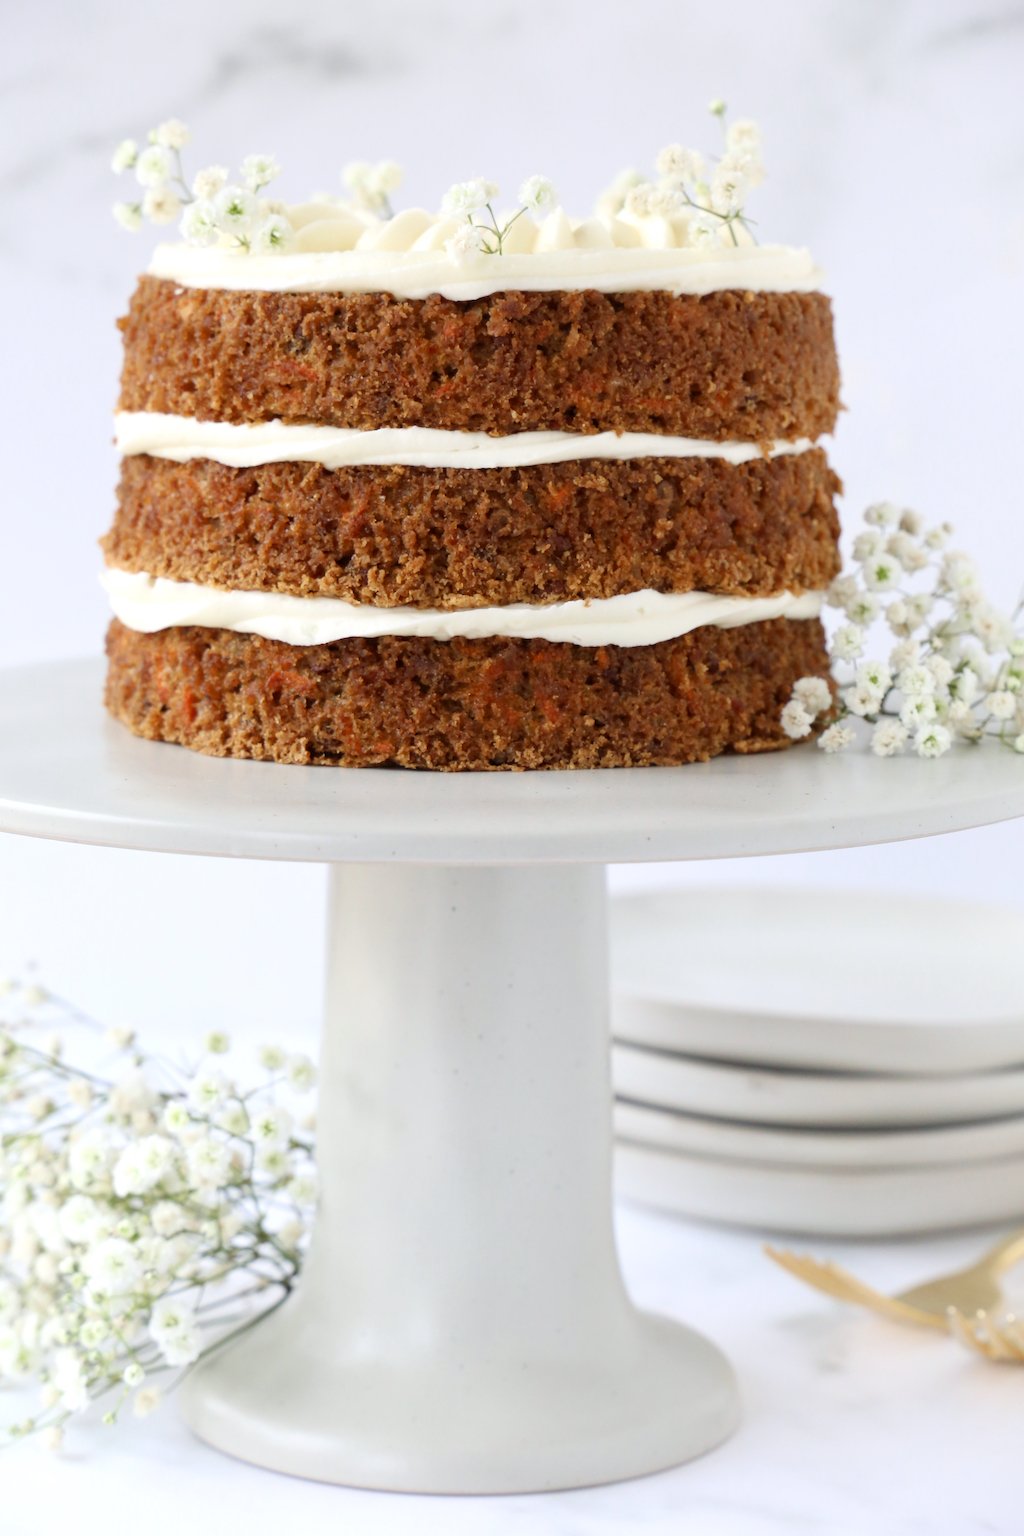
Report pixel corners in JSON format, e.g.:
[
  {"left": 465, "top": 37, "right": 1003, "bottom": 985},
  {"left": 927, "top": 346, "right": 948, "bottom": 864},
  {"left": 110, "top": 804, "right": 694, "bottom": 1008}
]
[{"left": 5, "top": 1207, "right": 1024, "bottom": 1535}]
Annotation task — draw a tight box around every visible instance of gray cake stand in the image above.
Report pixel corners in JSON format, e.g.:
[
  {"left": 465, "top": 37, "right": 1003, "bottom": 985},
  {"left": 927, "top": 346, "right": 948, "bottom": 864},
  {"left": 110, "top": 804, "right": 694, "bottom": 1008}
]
[{"left": 2, "top": 656, "right": 1023, "bottom": 1494}]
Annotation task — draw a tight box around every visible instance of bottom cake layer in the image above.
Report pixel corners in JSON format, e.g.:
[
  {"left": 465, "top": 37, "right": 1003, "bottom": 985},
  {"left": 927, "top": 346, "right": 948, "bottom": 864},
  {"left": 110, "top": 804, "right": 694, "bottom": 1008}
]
[{"left": 104, "top": 617, "right": 830, "bottom": 771}]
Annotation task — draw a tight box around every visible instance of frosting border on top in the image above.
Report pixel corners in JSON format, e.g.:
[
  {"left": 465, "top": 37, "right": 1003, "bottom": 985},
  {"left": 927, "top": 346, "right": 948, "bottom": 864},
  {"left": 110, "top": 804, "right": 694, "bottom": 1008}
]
[{"left": 147, "top": 240, "right": 823, "bottom": 300}]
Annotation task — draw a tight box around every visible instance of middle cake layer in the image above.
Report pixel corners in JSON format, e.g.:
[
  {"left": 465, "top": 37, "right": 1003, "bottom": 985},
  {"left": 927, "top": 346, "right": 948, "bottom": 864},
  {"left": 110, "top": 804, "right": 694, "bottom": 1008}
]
[{"left": 105, "top": 449, "right": 840, "bottom": 608}]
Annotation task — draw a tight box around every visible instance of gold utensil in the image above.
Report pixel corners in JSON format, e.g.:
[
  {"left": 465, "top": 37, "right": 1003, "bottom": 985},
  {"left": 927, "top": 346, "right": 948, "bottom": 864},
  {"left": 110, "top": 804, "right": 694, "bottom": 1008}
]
[
  {"left": 947, "top": 1307, "right": 1024, "bottom": 1363},
  {"left": 765, "top": 1228, "right": 1024, "bottom": 1332}
]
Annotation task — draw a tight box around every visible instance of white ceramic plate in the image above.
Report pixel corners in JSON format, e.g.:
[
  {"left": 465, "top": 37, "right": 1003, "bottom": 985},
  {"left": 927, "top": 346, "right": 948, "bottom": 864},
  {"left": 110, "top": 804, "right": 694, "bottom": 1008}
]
[
  {"left": 611, "top": 888, "right": 1024, "bottom": 1076},
  {"left": 615, "top": 1142, "right": 1024, "bottom": 1237},
  {"left": 611, "top": 1043, "right": 1024, "bottom": 1128},
  {"left": 614, "top": 1099, "right": 1024, "bottom": 1169}
]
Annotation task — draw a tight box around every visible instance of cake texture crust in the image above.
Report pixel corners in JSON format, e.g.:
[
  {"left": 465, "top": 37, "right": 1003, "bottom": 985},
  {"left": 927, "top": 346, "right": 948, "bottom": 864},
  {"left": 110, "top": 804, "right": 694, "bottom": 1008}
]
[
  {"left": 105, "top": 450, "right": 841, "bottom": 608},
  {"left": 118, "top": 279, "right": 840, "bottom": 442},
  {"left": 104, "top": 615, "right": 830, "bottom": 772}
]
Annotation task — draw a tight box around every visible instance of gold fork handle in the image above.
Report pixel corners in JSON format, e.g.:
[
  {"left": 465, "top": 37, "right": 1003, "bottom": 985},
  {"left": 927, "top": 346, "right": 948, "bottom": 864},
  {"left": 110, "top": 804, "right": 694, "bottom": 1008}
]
[
  {"left": 764, "top": 1247, "right": 947, "bottom": 1331},
  {"left": 976, "top": 1228, "right": 1024, "bottom": 1276}
]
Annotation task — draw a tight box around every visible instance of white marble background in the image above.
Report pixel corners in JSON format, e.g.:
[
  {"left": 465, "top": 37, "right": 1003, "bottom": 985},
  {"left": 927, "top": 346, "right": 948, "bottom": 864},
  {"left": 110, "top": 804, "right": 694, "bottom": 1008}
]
[{"left": 2, "top": 3, "right": 1023, "bottom": 1532}]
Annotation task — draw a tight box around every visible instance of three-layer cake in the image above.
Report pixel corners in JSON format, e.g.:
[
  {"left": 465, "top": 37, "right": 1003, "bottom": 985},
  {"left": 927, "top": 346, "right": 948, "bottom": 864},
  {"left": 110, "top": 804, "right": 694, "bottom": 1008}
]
[{"left": 101, "top": 208, "right": 840, "bottom": 769}]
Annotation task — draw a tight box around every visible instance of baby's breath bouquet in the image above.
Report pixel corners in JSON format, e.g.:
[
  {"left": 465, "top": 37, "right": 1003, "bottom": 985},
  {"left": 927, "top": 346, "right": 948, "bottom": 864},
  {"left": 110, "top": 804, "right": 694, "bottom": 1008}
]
[
  {"left": 782, "top": 502, "right": 1024, "bottom": 757},
  {"left": 0, "top": 982, "right": 316, "bottom": 1451}
]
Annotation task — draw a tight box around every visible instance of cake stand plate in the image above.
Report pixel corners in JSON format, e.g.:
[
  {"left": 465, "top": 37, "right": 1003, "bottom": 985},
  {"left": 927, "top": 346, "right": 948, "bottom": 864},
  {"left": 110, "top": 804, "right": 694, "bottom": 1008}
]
[{"left": 2, "top": 658, "right": 1023, "bottom": 1494}]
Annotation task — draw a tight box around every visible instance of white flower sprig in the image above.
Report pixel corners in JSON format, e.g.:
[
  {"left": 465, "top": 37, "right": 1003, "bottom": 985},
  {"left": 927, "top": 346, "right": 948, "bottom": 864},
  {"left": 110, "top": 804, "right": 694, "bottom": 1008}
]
[
  {"left": 441, "top": 175, "right": 558, "bottom": 262},
  {"left": 600, "top": 100, "right": 765, "bottom": 249},
  {"left": 341, "top": 159, "right": 403, "bottom": 219},
  {"left": 111, "top": 120, "right": 291, "bottom": 254},
  {"left": 781, "top": 503, "right": 1024, "bottom": 759},
  {"left": 0, "top": 981, "right": 317, "bottom": 1451}
]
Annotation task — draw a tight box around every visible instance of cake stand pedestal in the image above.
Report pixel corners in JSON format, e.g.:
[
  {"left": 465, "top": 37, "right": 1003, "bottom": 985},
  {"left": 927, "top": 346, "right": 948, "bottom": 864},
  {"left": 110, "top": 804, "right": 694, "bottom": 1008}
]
[{"left": 2, "top": 659, "right": 1023, "bottom": 1493}]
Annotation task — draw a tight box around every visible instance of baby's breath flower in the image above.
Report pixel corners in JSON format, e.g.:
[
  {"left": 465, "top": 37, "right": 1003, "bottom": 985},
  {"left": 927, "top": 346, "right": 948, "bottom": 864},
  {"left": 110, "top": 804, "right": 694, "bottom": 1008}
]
[
  {"left": 898, "top": 664, "right": 936, "bottom": 698},
  {"left": 442, "top": 178, "right": 499, "bottom": 216},
  {"left": 149, "top": 1298, "right": 200, "bottom": 1367},
  {"left": 843, "top": 683, "right": 883, "bottom": 719},
  {"left": 915, "top": 723, "right": 952, "bottom": 758},
  {"left": 904, "top": 593, "right": 934, "bottom": 628},
  {"left": 135, "top": 145, "right": 172, "bottom": 188},
  {"left": 446, "top": 221, "right": 490, "bottom": 262},
  {"left": 259, "top": 1045, "right": 287, "bottom": 1072},
  {"left": 112, "top": 1135, "right": 176, "bottom": 1198},
  {"left": 871, "top": 719, "right": 908, "bottom": 757},
  {"left": 846, "top": 593, "right": 880, "bottom": 626},
  {"left": 886, "top": 530, "right": 928, "bottom": 573},
  {"left": 780, "top": 700, "right": 813, "bottom": 739},
  {"left": 725, "top": 118, "right": 761, "bottom": 155},
  {"left": 286, "top": 1054, "right": 316, "bottom": 1093},
  {"left": 112, "top": 199, "right": 143, "bottom": 232},
  {"left": 154, "top": 119, "right": 190, "bottom": 151},
  {"left": 925, "top": 654, "right": 955, "bottom": 688},
  {"left": 204, "top": 1030, "right": 231, "bottom": 1056},
  {"left": 856, "top": 660, "right": 892, "bottom": 695},
  {"left": 141, "top": 187, "right": 181, "bottom": 226},
  {"left": 342, "top": 158, "right": 403, "bottom": 214},
  {"left": 1014, "top": 734, "right": 1024, "bottom": 753},
  {"left": 623, "top": 183, "right": 656, "bottom": 218},
  {"left": 254, "top": 213, "right": 292, "bottom": 253},
  {"left": 518, "top": 174, "right": 558, "bottom": 214},
  {"left": 213, "top": 184, "right": 258, "bottom": 237},
  {"left": 863, "top": 555, "right": 902, "bottom": 593},
  {"left": 688, "top": 210, "right": 721, "bottom": 246},
  {"left": 82, "top": 1237, "right": 142, "bottom": 1297},
  {"left": 371, "top": 159, "right": 403, "bottom": 194},
  {"left": 162, "top": 1100, "right": 191, "bottom": 1136},
  {"left": 240, "top": 153, "right": 281, "bottom": 193},
  {"left": 185, "top": 1137, "right": 232, "bottom": 1191},
  {"left": 792, "top": 676, "right": 832, "bottom": 717},
  {"left": 179, "top": 199, "right": 218, "bottom": 248},
  {"left": 818, "top": 722, "right": 854, "bottom": 754},
  {"left": 828, "top": 574, "right": 859, "bottom": 609},
  {"left": 252, "top": 1105, "right": 293, "bottom": 1148},
  {"left": 111, "top": 139, "right": 138, "bottom": 174},
  {"left": 133, "top": 1386, "right": 161, "bottom": 1418},
  {"left": 656, "top": 144, "right": 704, "bottom": 182},
  {"left": 830, "top": 624, "right": 864, "bottom": 661},
  {"left": 900, "top": 694, "right": 937, "bottom": 729},
  {"left": 708, "top": 97, "right": 727, "bottom": 117},
  {"left": 939, "top": 552, "right": 982, "bottom": 592},
  {"left": 985, "top": 690, "right": 1017, "bottom": 720},
  {"left": 924, "top": 522, "right": 953, "bottom": 550},
  {"left": 853, "top": 530, "right": 884, "bottom": 562},
  {"left": 864, "top": 501, "right": 899, "bottom": 528},
  {"left": 594, "top": 167, "right": 645, "bottom": 219},
  {"left": 710, "top": 159, "right": 748, "bottom": 216},
  {"left": 188, "top": 1070, "right": 231, "bottom": 1114},
  {"left": 191, "top": 164, "right": 228, "bottom": 200}
]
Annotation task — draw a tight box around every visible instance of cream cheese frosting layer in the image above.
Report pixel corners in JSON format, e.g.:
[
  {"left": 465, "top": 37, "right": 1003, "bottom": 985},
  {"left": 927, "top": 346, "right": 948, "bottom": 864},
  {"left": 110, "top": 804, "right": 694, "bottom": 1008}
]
[
  {"left": 114, "top": 412, "right": 819, "bottom": 471},
  {"left": 147, "top": 240, "right": 822, "bottom": 302},
  {"left": 102, "top": 569, "right": 823, "bottom": 650}
]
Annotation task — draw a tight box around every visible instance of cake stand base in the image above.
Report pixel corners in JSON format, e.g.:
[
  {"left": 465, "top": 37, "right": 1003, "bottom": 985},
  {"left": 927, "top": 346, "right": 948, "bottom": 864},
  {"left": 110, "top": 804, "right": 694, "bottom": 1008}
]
[{"left": 180, "top": 864, "right": 738, "bottom": 1491}]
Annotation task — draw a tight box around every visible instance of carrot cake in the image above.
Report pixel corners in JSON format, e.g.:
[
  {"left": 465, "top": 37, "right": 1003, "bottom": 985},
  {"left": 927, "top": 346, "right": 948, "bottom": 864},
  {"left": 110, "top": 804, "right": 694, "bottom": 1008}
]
[{"left": 102, "top": 131, "right": 840, "bottom": 770}]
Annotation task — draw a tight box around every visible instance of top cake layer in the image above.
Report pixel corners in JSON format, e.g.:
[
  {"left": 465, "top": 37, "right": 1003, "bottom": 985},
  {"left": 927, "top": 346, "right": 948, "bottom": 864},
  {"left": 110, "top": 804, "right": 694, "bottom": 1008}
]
[{"left": 119, "top": 279, "right": 839, "bottom": 442}]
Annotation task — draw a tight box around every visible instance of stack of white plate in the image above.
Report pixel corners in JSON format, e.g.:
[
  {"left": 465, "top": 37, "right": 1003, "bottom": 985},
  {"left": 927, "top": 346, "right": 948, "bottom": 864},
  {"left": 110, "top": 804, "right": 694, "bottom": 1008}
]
[{"left": 610, "top": 888, "right": 1024, "bottom": 1237}]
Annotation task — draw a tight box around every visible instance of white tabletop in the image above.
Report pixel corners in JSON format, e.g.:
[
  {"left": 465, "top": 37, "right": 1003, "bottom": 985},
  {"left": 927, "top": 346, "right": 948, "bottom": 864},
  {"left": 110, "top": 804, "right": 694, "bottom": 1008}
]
[
  {"left": 6, "top": 1206, "right": 1021, "bottom": 1536},
  {"left": 2, "top": 659, "right": 1024, "bottom": 864}
]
